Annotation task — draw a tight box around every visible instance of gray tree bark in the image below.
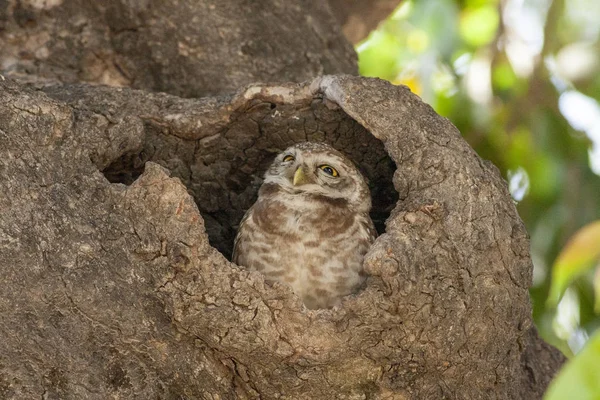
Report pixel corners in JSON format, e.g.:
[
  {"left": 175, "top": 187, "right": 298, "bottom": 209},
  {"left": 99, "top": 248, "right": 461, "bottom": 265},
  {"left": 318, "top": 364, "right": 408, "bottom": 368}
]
[
  {"left": 0, "top": 0, "right": 356, "bottom": 97},
  {"left": 328, "top": 0, "right": 403, "bottom": 43},
  {"left": 0, "top": 0, "right": 563, "bottom": 399}
]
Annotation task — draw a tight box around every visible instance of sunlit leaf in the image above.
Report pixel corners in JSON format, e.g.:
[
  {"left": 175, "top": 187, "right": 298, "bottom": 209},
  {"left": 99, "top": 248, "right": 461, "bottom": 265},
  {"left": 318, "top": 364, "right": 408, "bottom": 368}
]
[
  {"left": 393, "top": 74, "right": 422, "bottom": 96},
  {"left": 465, "top": 0, "right": 500, "bottom": 7},
  {"left": 357, "top": 31, "right": 402, "bottom": 80},
  {"left": 492, "top": 61, "right": 518, "bottom": 90},
  {"left": 391, "top": 0, "right": 412, "bottom": 20},
  {"left": 544, "top": 330, "right": 600, "bottom": 400},
  {"left": 548, "top": 221, "right": 600, "bottom": 307},
  {"left": 594, "top": 267, "right": 600, "bottom": 314},
  {"left": 459, "top": 6, "right": 499, "bottom": 47},
  {"left": 406, "top": 29, "right": 430, "bottom": 53}
]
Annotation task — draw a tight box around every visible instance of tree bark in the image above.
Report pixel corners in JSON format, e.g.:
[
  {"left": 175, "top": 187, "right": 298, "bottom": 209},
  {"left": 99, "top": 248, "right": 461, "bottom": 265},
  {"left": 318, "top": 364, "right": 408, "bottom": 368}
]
[
  {"left": 0, "top": 0, "right": 563, "bottom": 399},
  {"left": 327, "top": 0, "right": 403, "bottom": 43},
  {"left": 0, "top": 0, "right": 356, "bottom": 97}
]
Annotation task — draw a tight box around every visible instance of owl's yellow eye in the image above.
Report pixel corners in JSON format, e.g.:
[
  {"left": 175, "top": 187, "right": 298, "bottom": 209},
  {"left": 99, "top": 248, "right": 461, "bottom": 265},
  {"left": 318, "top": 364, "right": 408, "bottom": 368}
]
[
  {"left": 318, "top": 165, "right": 339, "bottom": 177},
  {"left": 282, "top": 155, "right": 295, "bottom": 162}
]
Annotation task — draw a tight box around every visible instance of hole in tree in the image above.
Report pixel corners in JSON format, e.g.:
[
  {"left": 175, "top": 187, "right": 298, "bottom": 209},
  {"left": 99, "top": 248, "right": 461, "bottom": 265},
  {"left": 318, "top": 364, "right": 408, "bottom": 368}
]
[
  {"left": 101, "top": 96, "right": 399, "bottom": 259},
  {"left": 103, "top": 158, "right": 145, "bottom": 185}
]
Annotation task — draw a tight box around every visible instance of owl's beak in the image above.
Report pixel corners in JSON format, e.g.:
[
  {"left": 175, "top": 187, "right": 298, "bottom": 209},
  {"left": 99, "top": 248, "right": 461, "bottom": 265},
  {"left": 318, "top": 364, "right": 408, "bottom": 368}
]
[{"left": 293, "top": 166, "right": 310, "bottom": 186}]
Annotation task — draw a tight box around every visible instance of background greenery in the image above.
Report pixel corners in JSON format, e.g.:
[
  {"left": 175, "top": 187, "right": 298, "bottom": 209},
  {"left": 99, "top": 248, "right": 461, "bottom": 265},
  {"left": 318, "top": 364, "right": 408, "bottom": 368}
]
[{"left": 357, "top": 0, "right": 600, "bottom": 396}]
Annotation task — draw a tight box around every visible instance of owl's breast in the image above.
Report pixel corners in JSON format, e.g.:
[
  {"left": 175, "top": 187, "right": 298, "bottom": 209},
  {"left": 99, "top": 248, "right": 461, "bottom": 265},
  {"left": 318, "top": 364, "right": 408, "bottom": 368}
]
[{"left": 233, "top": 196, "right": 375, "bottom": 309}]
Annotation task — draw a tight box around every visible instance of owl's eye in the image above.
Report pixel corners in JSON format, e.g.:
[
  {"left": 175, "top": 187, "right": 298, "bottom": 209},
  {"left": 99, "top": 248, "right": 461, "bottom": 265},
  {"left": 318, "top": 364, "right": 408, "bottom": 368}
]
[
  {"left": 282, "top": 155, "right": 295, "bottom": 162},
  {"left": 318, "top": 165, "right": 339, "bottom": 177}
]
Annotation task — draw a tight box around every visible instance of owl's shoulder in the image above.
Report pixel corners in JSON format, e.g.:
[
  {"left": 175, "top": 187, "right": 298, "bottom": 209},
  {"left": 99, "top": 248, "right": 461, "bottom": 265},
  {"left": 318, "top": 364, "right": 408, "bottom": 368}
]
[
  {"left": 234, "top": 184, "right": 289, "bottom": 237},
  {"left": 356, "top": 213, "right": 377, "bottom": 244}
]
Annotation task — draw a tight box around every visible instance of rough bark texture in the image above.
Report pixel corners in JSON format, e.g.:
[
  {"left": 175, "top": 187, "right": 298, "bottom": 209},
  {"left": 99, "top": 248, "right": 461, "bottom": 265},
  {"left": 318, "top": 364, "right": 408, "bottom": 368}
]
[
  {"left": 0, "top": 0, "right": 564, "bottom": 399},
  {"left": 328, "top": 0, "right": 402, "bottom": 43},
  {"left": 0, "top": 0, "right": 356, "bottom": 97},
  {"left": 1, "top": 75, "right": 563, "bottom": 399}
]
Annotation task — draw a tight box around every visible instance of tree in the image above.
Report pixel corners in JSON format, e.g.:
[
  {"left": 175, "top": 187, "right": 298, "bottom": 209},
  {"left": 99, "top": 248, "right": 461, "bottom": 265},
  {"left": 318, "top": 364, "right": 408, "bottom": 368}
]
[{"left": 0, "top": 0, "right": 563, "bottom": 398}]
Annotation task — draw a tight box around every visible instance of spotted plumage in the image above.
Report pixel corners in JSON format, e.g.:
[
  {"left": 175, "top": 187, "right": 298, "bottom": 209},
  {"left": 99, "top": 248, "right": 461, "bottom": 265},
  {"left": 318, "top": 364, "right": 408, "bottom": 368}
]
[{"left": 232, "top": 142, "right": 376, "bottom": 309}]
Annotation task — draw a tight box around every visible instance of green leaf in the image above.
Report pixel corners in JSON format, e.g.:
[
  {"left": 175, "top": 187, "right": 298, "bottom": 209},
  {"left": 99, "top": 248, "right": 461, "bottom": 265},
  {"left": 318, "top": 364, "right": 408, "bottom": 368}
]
[
  {"left": 357, "top": 31, "right": 402, "bottom": 80},
  {"left": 492, "top": 61, "right": 518, "bottom": 90},
  {"left": 544, "top": 330, "right": 600, "bottom": 400},
  {"left": 459, "top": 5, "right": 499, "bottom": 47},
  {"left": 594, "top": 267, "right": 600, "bottom": 314},
  {"left": 548, "top": 221, "right": 600, "bottom": 308}
]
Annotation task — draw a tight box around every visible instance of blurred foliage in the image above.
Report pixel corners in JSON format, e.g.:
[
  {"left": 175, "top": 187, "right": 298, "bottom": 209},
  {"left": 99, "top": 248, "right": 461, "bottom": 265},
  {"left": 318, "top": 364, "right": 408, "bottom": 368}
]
[
  {"left": 544, "top": 330, "right": 600, "bottom": 400},
  {"left": 357, "top": 0, "right": 600, "bottom": 378},
  {"left": 548, "top": 221, "right": 600, "bottom": 309}
]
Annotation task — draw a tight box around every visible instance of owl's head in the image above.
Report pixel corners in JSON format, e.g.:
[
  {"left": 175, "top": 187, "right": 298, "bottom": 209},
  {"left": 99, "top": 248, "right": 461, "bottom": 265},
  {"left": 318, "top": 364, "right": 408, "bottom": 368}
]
[{"left": 263, "top": 142, "right": 371, "bottom": 212}]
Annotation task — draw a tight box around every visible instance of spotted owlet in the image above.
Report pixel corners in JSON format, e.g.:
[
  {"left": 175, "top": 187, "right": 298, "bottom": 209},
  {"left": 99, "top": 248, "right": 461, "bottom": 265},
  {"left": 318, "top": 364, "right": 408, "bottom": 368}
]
[{"left": 232, "top": 142, "right": 376, "bottom": 309}]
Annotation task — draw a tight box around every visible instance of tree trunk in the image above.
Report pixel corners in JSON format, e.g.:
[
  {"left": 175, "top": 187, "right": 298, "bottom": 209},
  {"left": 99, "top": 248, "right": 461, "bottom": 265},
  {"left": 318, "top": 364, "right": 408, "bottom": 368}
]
[
  {"left": 0, "top": 0, "right": 356, "bottom": 97},
  {"left": 0, "top": 1, "right": 563, "bottom": 399},
  {"left": 328, "top": 0, "right": 403, "bottom": 44}
]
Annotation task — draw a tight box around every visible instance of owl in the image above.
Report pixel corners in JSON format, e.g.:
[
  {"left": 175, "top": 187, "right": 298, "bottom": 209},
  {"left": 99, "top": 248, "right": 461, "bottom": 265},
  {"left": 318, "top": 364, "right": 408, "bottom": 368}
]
[{"left": 232, "top": 142, "right": 376, "bottom": 309}]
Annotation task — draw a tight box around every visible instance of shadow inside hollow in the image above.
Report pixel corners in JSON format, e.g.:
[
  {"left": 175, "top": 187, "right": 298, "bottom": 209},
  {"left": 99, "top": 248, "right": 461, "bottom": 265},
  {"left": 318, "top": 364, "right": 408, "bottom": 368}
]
[{"left": 102, "top": 98, "right": 399, "bottom": 259}]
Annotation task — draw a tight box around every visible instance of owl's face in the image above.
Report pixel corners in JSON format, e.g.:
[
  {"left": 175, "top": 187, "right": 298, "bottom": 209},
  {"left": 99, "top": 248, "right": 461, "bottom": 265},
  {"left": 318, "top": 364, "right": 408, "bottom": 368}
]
[{"left": 263, "top": 142, "right": 371, "bottom": 212}]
